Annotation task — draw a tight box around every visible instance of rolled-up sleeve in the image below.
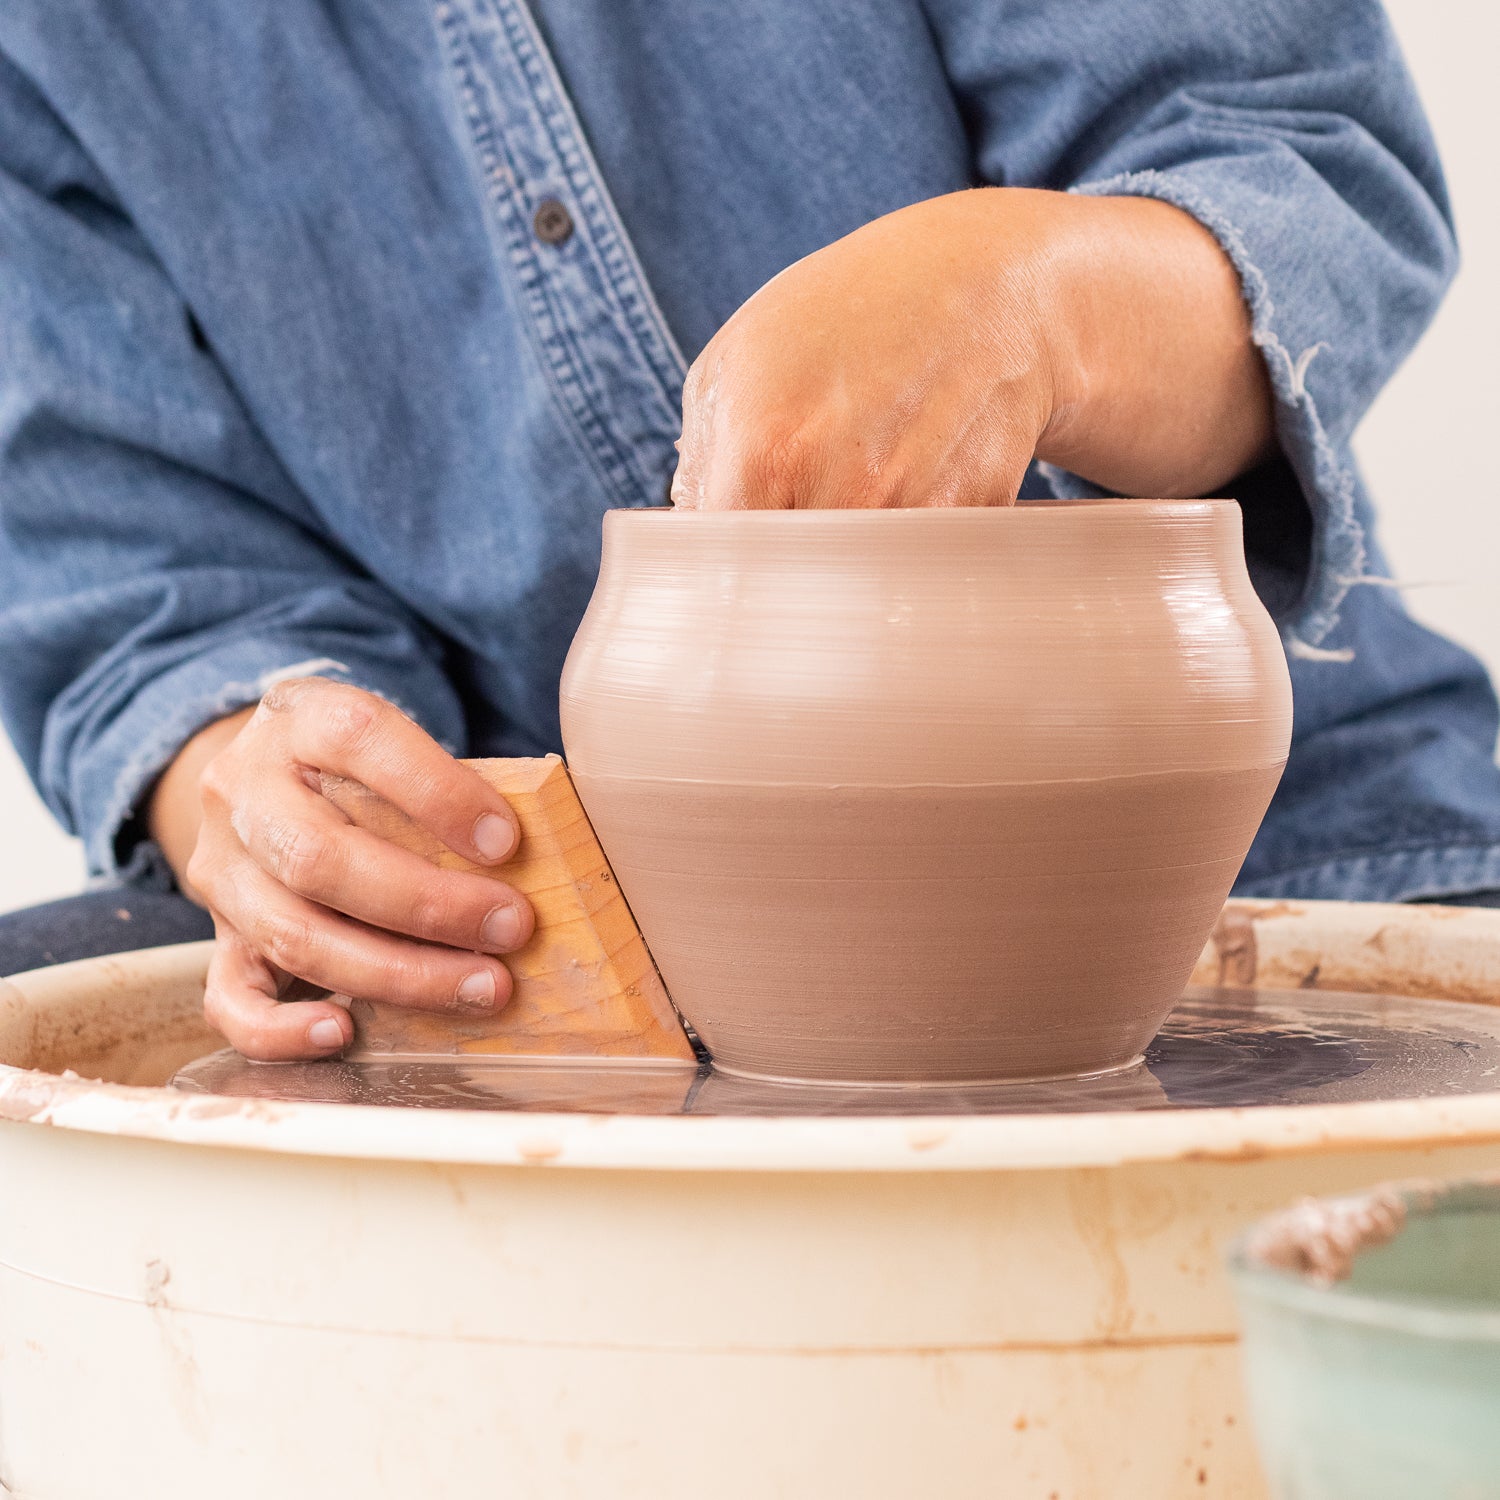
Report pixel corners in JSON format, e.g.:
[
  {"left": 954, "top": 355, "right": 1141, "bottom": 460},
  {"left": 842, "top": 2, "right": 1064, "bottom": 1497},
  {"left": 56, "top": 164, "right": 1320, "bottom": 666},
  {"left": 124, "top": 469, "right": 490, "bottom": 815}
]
[
  {"left": 925, "top": 0, "right": 1458, "bottom": 648},
  {"left": 0, "top": 55, "right": 466, "bottom": 878}
]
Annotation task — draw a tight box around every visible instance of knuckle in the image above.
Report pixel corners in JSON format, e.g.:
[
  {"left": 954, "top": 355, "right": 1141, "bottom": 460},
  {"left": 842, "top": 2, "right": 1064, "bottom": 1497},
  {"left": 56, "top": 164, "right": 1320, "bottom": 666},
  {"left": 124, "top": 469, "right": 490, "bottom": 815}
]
[
  {"left": 387, "top": 764, "right": 443, "bottom": 813},
  {"left": 198, "top": 756, "right": 232, "bottom": 807},
  {"left": 259, "top": 674, "right": 337, "bottom": 714},
  {"left": 397, "top": 944, "right": 479, "bottom": 1006},
  {"left": 258, "top": 912, "right": 319, "bottom": 975},
  {"left": 257, "top": 678, "right": 307, "bottom": 717},
  {"left": 265, "top": 822, "right": 336, "bottom": 895},
  {"left": 407, "top": 887, "right": 457, "bottom": 942},
  {"left": 320, "top": 695, "right": 381, "bottom": 758}
]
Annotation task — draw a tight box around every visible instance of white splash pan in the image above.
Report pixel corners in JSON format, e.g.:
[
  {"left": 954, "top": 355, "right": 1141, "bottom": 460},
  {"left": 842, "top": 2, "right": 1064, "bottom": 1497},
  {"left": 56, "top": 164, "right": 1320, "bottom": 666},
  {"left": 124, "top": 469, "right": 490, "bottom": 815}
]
[{"left": 3, "top": 898, "right": 1500, "bottom": 1499}]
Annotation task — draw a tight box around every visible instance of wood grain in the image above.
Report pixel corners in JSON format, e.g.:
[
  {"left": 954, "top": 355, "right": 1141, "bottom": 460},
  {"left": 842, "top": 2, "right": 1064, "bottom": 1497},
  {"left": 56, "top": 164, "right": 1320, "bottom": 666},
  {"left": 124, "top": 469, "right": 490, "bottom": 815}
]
[{"left": 320, "top": 756, "right": 695, "bottom": 1062}]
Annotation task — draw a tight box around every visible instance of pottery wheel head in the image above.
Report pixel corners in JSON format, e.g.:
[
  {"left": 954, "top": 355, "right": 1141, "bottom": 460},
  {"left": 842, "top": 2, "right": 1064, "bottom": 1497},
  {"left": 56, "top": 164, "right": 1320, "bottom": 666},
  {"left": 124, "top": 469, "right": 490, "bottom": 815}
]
[{"left": 172, "top": 985, "right": 1500, "bottom": 1117}]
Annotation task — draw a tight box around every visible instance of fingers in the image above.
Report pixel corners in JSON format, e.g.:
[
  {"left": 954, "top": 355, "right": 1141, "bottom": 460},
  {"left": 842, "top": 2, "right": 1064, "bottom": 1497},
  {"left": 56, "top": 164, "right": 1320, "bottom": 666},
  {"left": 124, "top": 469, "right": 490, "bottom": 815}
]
[
  {"left": 236, "top": 779, "right": 535, "bottom": 953},
  {"left": 189, "top": 678, "right": 534, "bottom": 1061},
  {"left": 672, "top": 194, "right": 1058, "bottom": 513},
  {"left": 199, "top": 858, "right": 515, "bottom": 1027},
  {"left": 203, "top": 928, "right": 355, "bottom": 1063},
  {"left": 679, "top": 403, "right": 1031, "bottom": 513},
  {"left": 676, "top": 344, "right": 1030, "bottom": 512},
  {"left": 251, "top": 679, "right": 521, "bottom": 864}
]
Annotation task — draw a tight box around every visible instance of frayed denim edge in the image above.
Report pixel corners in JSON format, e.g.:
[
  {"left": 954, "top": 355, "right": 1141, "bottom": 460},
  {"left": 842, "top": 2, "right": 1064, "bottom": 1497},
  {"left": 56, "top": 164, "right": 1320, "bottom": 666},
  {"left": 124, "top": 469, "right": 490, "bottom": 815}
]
[
  {"left": 84, "top": 656, "right": 448, "bottom": 883},
  {"left": 1059, "top": 170, "right": 1367, "bottom": 654},
  {"left": 1235, "top": 843, "right": 1500, "bottom": 904}
]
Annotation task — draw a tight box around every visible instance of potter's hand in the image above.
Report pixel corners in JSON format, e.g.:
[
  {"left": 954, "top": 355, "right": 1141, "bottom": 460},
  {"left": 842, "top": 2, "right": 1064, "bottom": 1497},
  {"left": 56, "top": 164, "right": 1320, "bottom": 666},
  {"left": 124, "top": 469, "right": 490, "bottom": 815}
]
[
  {"left": 148, "top": 678, "right": 533, "bottom": 1061},
  {"left": 673, "top": 188, "right": 1272, "bottom": 509}
]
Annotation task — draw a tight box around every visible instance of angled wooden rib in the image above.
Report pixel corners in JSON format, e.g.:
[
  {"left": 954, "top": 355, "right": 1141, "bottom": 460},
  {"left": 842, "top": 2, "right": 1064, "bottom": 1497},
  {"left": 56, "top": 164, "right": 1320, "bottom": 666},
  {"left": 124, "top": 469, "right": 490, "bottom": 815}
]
[{"left": 320, "top": 755, "right": 696, "bottom": 1063}]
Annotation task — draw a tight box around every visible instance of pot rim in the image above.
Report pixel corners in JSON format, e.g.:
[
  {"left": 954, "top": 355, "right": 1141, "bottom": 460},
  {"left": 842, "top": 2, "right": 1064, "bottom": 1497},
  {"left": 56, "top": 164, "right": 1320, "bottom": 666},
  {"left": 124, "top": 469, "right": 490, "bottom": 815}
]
[{"left": 624, "top": 498, "right": 1234, "bottom": 522}]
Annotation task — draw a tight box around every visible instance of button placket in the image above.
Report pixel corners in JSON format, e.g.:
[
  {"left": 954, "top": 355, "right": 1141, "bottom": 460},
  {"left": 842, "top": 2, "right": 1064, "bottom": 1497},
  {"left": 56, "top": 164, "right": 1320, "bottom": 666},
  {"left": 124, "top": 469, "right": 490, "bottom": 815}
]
[{"left": 435, "top": 0, "right": 686, "bottom": 511}]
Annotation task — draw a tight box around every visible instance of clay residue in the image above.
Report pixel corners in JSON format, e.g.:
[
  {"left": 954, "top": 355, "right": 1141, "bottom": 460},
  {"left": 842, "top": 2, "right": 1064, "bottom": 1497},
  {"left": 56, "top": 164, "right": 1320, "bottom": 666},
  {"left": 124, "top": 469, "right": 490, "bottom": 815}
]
[
  {"left": 0, "top": 1070, "right": 76, "bottom": 1125},
  {"left": 1210, "top": 902, "right": 1307, "bottom": 989},
  {"left": 1212, "top": 907, "right": 1259, "bottom": 988},
  {"left": 0, "top": 961, "right": 217, "bottom": 1086},
  {"left": 1243, "top": 1188, "right": 1407, "bottom": 1286},
  {"left": 1066, "top": 1171, "right": 1134, "bottom": 1338},
  {"left": 143, "top": 1257, "right": 209, "bottom": 1435}
]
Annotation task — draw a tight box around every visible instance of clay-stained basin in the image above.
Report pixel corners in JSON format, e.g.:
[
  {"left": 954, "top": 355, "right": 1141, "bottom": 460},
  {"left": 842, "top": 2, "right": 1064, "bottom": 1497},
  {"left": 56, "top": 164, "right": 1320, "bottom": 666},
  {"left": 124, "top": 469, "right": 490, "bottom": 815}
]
[
  {"left": 1231, "top": 1178, "right": 1500, "bottom": 1499},
  {"left": 4, "top": 899, "right": 1500, "bottom": 1499}
]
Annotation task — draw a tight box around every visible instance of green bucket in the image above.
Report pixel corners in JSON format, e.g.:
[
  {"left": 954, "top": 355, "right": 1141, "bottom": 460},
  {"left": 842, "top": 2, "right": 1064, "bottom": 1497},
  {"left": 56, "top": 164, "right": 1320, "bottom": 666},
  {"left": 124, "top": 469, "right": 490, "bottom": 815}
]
[{"left": 1229, "top": 1179, "right": 1500, "bottom": 1498}]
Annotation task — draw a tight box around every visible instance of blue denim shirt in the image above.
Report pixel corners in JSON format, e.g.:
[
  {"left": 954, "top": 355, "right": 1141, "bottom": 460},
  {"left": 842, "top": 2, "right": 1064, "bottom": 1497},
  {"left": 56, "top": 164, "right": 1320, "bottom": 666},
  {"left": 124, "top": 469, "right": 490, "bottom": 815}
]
[{"left": 2, "top": 0, "right": 1498, "bottom": 903}]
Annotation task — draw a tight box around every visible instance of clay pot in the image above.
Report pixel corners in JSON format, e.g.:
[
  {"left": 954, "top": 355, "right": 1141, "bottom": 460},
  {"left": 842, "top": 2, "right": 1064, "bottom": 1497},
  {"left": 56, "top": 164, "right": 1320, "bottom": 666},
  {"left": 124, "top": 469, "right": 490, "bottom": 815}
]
[{"left": 560, "top": 502, "right": 1291, "bottom": 1084}]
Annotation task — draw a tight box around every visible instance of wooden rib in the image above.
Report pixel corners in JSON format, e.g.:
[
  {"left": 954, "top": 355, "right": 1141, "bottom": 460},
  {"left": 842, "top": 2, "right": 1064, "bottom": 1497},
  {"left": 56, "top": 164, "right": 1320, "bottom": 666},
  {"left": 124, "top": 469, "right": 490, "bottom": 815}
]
[{"left": 320, "top": 756, "right": 695, "bottom": 1062}]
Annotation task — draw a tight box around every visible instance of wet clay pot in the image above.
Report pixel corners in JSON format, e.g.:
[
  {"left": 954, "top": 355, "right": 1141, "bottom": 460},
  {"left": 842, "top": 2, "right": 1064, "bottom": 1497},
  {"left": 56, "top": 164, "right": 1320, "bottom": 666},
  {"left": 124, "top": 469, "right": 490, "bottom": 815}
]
[{"left": 560, "top": 502, "right": 1292, "bottom": 1084}]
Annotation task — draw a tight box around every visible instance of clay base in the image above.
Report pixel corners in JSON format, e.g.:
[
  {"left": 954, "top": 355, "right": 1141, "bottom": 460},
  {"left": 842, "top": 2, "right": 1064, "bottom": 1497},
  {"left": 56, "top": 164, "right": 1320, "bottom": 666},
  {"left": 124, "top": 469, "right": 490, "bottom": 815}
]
[
  {"left": 573, "top": 765, "right": 1285, "bottom": 1083},
  {"left": 707, "top": 1053, "right": 1148, "bottom": 1090}
]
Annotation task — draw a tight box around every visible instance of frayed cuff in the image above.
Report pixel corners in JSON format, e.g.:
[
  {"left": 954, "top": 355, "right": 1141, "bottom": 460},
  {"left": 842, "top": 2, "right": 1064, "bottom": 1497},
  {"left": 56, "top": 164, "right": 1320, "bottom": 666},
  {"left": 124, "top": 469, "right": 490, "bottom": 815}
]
[{"left": 68, "top": 643, "right": 465, "bottom": 879}]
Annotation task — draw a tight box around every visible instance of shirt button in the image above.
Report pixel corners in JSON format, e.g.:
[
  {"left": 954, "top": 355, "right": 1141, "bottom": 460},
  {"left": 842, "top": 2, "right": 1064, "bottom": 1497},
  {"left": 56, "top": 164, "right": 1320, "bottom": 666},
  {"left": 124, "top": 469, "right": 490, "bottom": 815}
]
[{"left": 533, "top": 198, "right": 574, "bottom": 246}]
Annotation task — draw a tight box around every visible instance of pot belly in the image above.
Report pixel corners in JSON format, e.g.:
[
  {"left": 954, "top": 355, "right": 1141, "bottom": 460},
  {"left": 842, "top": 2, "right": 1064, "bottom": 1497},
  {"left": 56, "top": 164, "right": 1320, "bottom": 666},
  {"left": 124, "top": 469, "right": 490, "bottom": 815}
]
[{"left": 572, "top": 765, "right": 1284, "bottom": 1083}]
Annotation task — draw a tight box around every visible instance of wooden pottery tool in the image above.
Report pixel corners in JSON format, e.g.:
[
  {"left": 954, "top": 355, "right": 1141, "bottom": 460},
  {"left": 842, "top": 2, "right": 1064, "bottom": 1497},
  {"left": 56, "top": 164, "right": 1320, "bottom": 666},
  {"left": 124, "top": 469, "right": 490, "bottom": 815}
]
[{"left": 321, "top": 755, "right": 696, "bottom": 1065}]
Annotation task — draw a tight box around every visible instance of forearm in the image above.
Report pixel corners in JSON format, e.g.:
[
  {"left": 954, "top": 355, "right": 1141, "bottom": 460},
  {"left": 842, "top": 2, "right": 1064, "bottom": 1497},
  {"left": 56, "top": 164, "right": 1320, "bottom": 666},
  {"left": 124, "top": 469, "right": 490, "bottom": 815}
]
[
  {"left": 147, "top": 707, "right": 255, "bottom": 899},
  {"left": 1027, "top": 190, "right": 1274, "bottom": 496}
]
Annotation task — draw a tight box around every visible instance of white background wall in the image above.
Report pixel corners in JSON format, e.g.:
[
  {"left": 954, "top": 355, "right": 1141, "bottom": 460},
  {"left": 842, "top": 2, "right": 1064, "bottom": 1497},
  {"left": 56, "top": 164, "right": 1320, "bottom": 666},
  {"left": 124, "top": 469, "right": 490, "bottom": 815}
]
[{"left": 1, "top": 0, "right": 1496, "bottom": 916}]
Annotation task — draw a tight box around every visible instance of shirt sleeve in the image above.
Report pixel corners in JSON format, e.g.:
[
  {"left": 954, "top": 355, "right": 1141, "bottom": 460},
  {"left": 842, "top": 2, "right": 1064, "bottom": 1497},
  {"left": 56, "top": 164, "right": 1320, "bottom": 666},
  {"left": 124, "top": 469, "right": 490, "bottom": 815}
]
[
  {"left": 924, "top": 0, "right": 1458, "bottom": 649},
  {"left": 0, "top": 54, "right": 468, "bottom": 879}
]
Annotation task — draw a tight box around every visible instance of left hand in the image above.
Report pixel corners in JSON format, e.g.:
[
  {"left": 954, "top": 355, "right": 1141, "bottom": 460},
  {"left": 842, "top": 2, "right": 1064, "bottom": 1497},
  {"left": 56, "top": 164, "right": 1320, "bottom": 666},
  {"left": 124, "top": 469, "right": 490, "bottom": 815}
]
[{"left": 672, "top": 187, "right": 1273, "bottom": 510}]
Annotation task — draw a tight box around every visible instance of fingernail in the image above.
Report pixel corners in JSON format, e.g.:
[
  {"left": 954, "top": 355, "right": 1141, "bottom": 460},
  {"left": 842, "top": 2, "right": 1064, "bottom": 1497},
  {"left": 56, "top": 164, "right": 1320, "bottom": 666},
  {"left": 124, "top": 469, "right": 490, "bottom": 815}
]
[
  {"left": 481, "top": 904, "right": 525, "bottom": 951},
  {"left": 308, "top": 1017, "right": 346, "bottom": 1050},
  {"left": 457, "top": 969, "right": 498, "bottom": 1011},
  {"left": 473, "top": 813, "right": 517, "bottom": 863}
]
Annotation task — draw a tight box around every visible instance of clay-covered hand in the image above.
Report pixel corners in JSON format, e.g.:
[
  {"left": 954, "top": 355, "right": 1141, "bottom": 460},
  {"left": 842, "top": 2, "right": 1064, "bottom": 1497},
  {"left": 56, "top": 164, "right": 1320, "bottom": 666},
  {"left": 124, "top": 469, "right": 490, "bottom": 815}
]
[
  {"left": 151, "top": 678, "right": 534, "bottom": 1061},
  {"left": 672, "top": 188, "right": 1272, "bottom": 509}
]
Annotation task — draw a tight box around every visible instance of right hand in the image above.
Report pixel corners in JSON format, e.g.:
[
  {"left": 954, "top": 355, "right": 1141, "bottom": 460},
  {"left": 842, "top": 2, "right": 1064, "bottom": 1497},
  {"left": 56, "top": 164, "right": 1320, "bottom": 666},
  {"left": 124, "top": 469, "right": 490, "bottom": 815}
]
[{"left": 163, "top": 678, "right": 534, "bottom": 1061}]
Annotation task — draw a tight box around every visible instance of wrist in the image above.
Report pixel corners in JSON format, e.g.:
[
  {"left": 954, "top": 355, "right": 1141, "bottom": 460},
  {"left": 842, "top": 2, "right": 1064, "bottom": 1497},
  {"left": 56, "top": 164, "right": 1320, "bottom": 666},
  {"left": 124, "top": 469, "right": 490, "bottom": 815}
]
[
  {"left": 147, "top": 705, "right": 255, "bottom": 899},
  {"left": 1024, "top": 193, "right": 1125, "bottom": 480},
  {"left": 1022, "top": 192, "right": 1273, "bottom": 496},
  {"left": 955, "top": 188, "right": 1093, "bottom": 478}
]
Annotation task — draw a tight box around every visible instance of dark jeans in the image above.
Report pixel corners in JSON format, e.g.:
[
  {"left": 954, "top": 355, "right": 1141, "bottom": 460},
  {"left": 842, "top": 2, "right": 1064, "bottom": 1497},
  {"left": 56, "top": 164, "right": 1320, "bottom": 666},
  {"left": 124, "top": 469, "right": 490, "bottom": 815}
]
[
  {"left": 3, "top": 884, "right": 1500, "bottom": 981},
  {"left": 0, "top": 888, "right": 214, "bottom": 977}
]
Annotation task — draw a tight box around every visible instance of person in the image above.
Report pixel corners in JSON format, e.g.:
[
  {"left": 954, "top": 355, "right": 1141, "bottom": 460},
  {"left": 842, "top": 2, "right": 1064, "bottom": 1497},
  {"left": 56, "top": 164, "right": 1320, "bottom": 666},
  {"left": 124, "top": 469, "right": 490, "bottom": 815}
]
[{"left": 3, "top": 1, "right": 1498, "bottom": 1062}]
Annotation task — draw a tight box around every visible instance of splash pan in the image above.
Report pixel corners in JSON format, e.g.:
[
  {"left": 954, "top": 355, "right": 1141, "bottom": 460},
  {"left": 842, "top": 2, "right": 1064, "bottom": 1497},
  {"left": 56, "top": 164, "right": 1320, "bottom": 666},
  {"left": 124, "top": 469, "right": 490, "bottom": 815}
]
[
  {"left": 8, "top": 900, "right": 1500, "bottom": 1500},
  {"left": 172, "top": 984, "right": 1500, "bottom": 1116}
]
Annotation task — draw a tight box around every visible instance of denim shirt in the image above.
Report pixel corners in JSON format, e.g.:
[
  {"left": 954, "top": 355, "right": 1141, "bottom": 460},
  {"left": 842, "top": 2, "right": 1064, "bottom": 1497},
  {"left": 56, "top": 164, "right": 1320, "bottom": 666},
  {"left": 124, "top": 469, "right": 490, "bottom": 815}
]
[{"left": 2, "top": 0, "right": 1498, "bottom": 903}]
